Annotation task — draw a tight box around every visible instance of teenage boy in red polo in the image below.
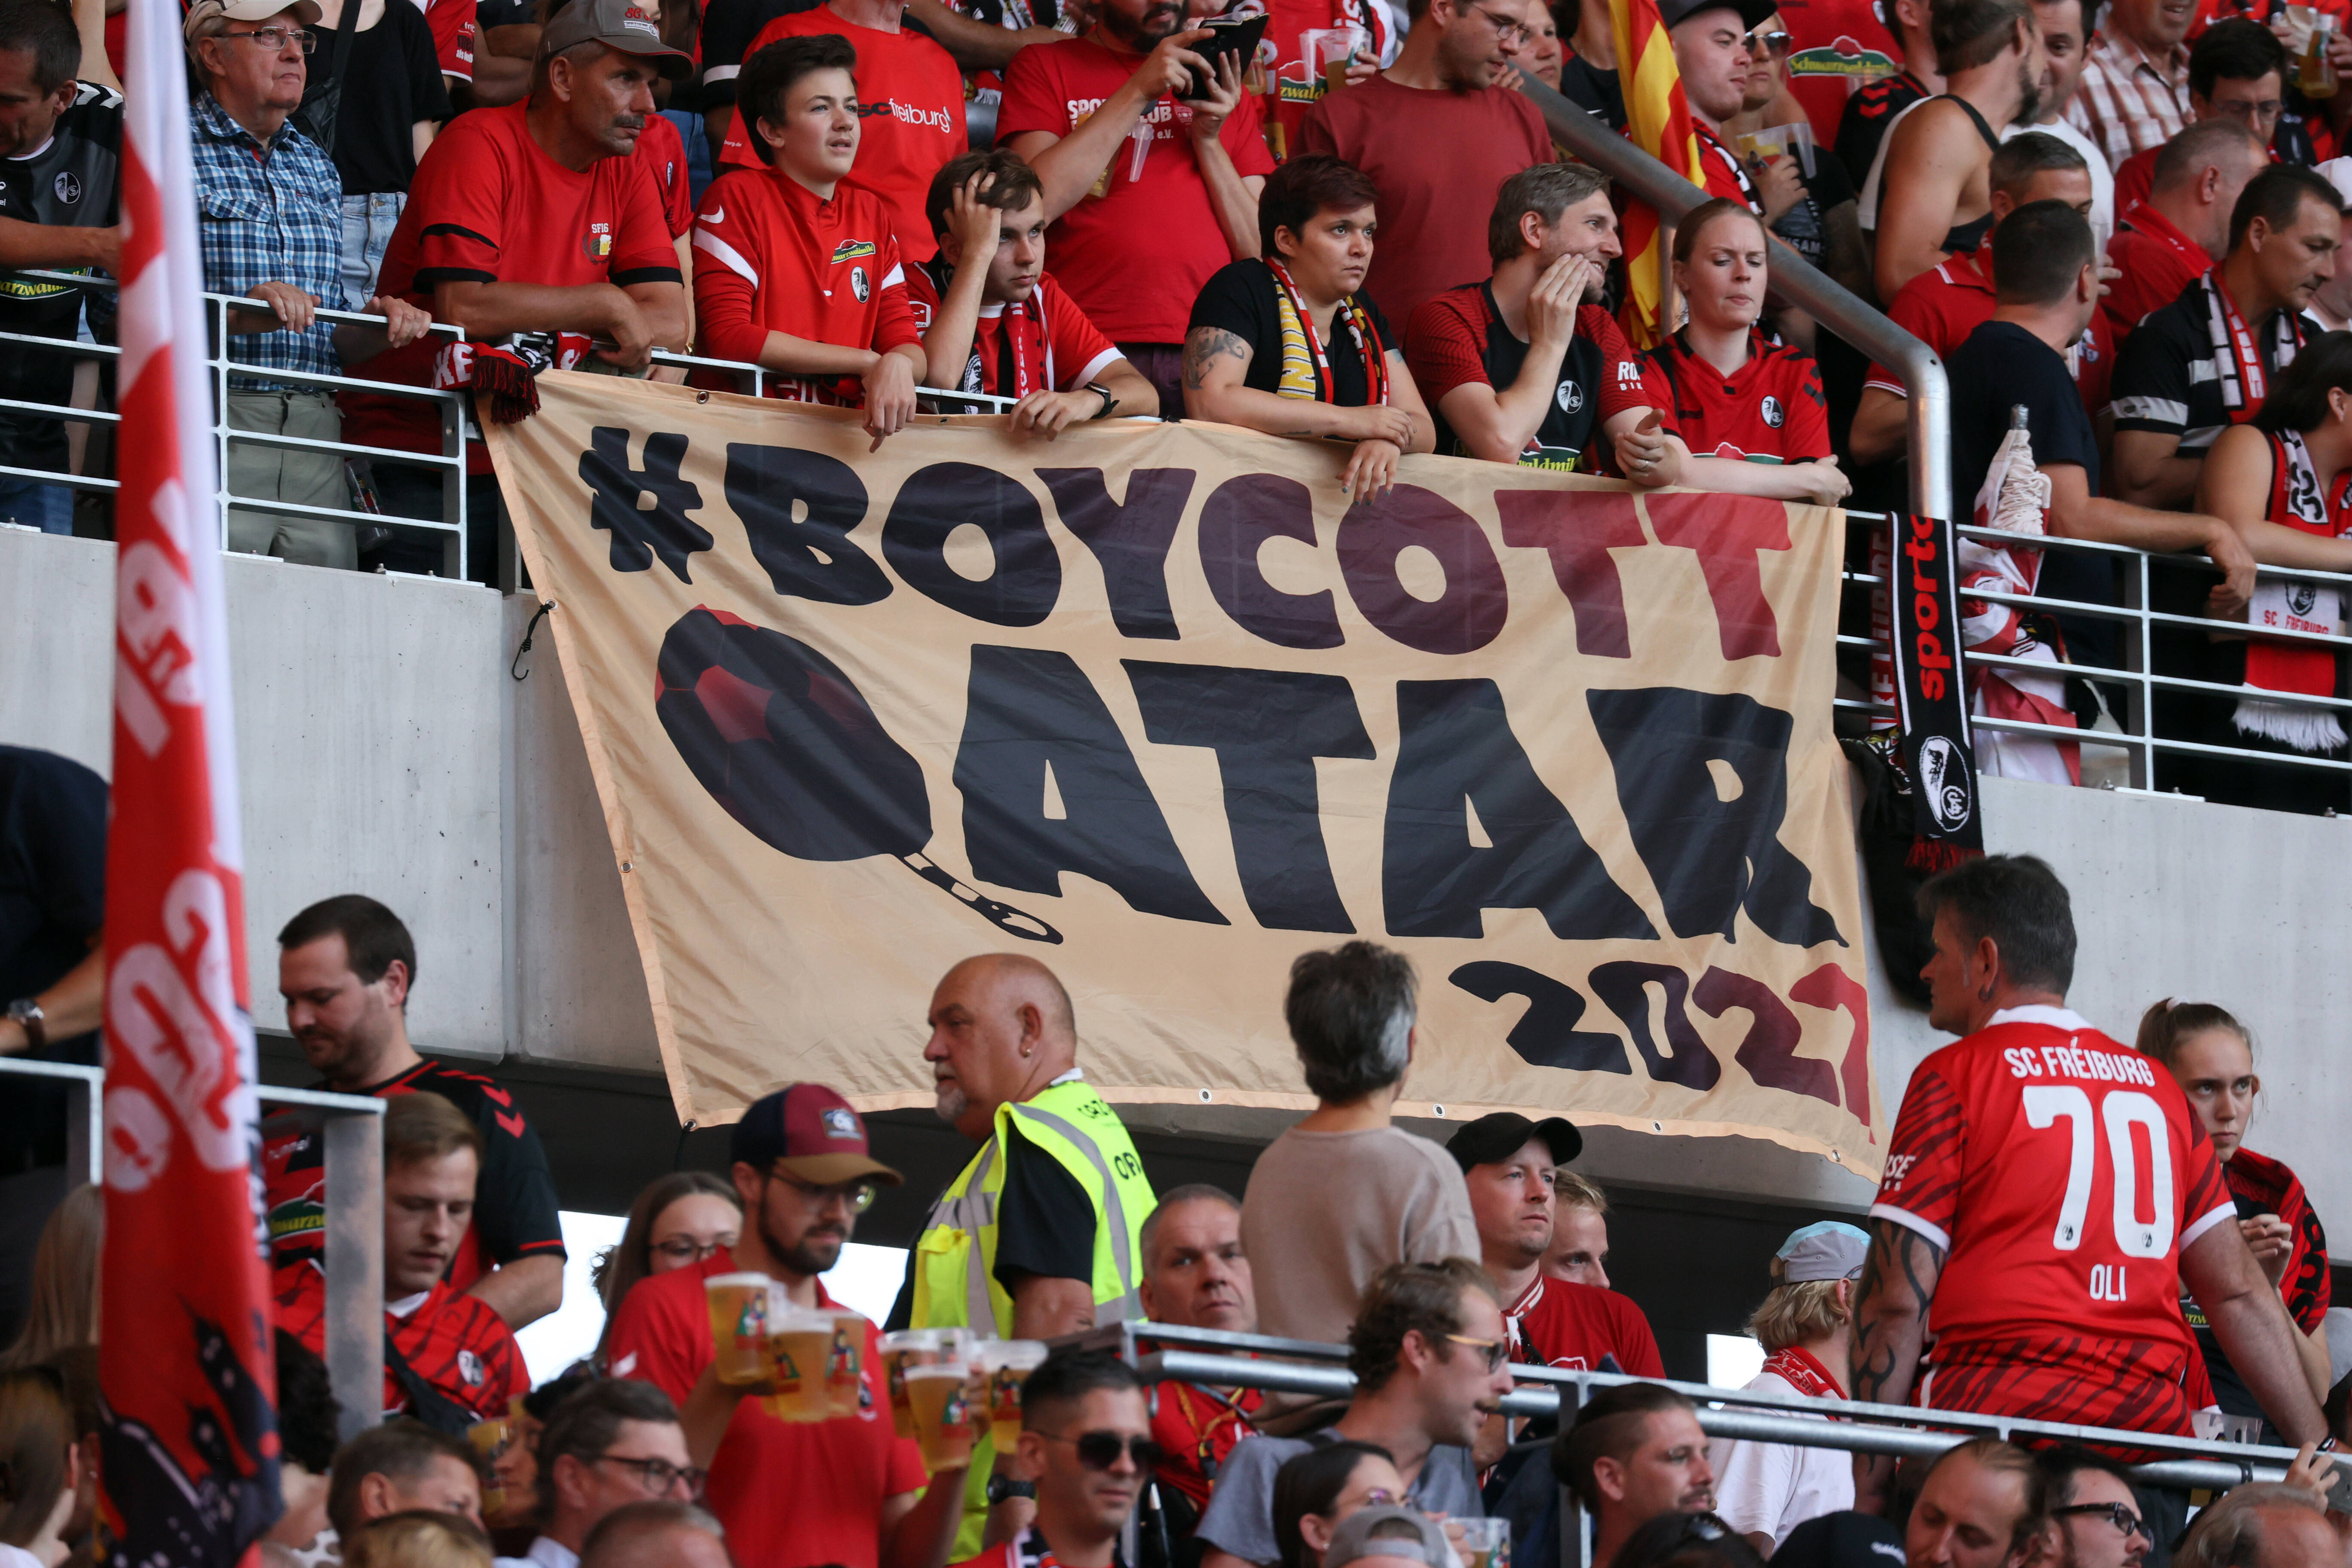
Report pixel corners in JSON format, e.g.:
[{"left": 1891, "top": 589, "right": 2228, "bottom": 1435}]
[
  {"left": 692, "top": 32, "right": 927, "bottom": 446},
  {"left": 606, "top": 1084, "right": 969, "bottom": 1568},
  {"left": 711, "top": 0, "right": 965, "bottom": 261},
  {"left": 910, "top": 147, "right": 1160, "bottom": 433}
]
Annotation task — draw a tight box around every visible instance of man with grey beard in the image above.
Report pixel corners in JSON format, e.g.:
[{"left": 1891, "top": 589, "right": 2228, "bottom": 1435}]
[
  {"left": 889, "top": 952, "right": 1158, "bottom": 1555},
  {"left": 1861, "top": 0, "right": 2051, "bottom": 300}
]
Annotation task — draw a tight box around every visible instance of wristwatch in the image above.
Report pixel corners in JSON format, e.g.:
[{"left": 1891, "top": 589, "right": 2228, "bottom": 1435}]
[
  {"left": 1084, "top": 382, "right": 1119, "bottom": 420},
  {"left": 6, "top": 998, "right": 45, "bottom": 1052},
  {"left": 986, "top": 1477, "right": 1037, "bottom": 1504}
]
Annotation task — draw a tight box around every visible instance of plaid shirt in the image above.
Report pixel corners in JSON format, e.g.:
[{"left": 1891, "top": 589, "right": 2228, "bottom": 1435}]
[
  {"left": 190, "top": 91, "right": 342, "bottom": 390},
  {"left": 2065, "top": 29, "right": 2190, "bottom": 172}
]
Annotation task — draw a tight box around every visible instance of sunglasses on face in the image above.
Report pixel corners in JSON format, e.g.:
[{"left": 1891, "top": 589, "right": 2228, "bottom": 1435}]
[
  {"left": 1444, "top": 1333, "right": 1510, "bottom": 1372},
  {"left": 1746, "top": 27, "right": 1792, "bottom": 55},
  {"left": 1041, "top": 1431, "right": 1165, "bottom": 1470}
]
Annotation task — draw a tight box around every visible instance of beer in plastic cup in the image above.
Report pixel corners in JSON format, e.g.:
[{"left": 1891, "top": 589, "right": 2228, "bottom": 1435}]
[
  {"left": 1459, "top": 1518, "right": 1512, "bottom": 1568},
  {"left": 704, "top": 1272, "right": 772, "bottom": 1386},
  {"left": 764, "top": 1307, "right": 838, "bottom": 1423},
  {"left": 825, "top": 1311, "right": 869, "bottom": 1418},
  {"left": 976, "top": 1340, "right": 1049, "bottom": 1451},
  {"left": 906, "top": 1364, "right": 980, "bottom": 1471},
  {"left": 878, "top": 1330, "right": 937, "bottom": 1439},
  {"left": 1307, "top": 26, "right": 1366, "bottom": 94},
  {"left": 467, "top": 1416, "right": 513, "bottom": 1514}
]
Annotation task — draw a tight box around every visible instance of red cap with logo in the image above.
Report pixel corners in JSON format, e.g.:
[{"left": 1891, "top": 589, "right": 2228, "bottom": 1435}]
[{"left": 731, "top": 1082, "right": 904, "bottom": 1186}]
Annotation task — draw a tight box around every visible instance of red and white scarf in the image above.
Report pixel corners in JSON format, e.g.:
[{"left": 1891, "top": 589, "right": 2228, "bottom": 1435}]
[
  {"left": 433, "top": 332, "right": 591, "bottom": 425},
  {"left": 2202, "top": 273, "right": 2306, "bottom": 419},
  {"left": 1762, "top": 1346, "right": 1847, "bottom": 1409},
  {"left": 2238, "top": 428, "right": 2349, "bottom": 752}
]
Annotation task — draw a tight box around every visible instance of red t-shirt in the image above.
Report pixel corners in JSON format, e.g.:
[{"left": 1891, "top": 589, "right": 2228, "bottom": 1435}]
[
  {"left": 1871, "top": 1005, "right": 2235, "bottom": 1439},
  {"left": 1861, "top": 247, "right": 2114, "bottom": 419},
  {"left": 607, "top": 1250, "right": 928, "bottom": 1568},
  {"left": 902, "top": 265, "right": 1124, "bottom": 394},
  {"left": 1645, "top": 330, "right": 1831, "bottom": 462},
  {"left": 1149, "top": 1378, "right": 1265, "bottom": 1515},
  {"left": 1776, "top": 0, "right": 1905, "bottom": 145},
  {"left": 1261, "top": 0, "right": 1394, "bottom": 150},
  {"left": 715, "top": 6, "right": 966, "bottom": 261},
  {"left": 692, "top": 166, "right": 921, "bottom": 401},
  {"left": 2226, "top": 1147, "right": 2333, "bottom": 1332},
  {"left": 1407, "top": 289, "right": 1676, "bottom": 471},
  {"left": 2104, "top": 201, "right": 2213, "bottom": 344},
  {"left": 422, "top": 0, "right": 478, "bottom": 81},
  {"left": 1512, "top": 1275, "right": 1666, "bottom": 1375},
  {"left": 277, "top": 1271, "right": 527, "bottom": 1424},
  {"left": 997, "top": 38, "right": 1276, "bottom": 345},
  {"left": 641, "top": 110, "right": 695, "bottom": 239},
  {"left": 342, "top": 102, "right": 681, "bottom": 462},
  {"left": 1298, "top": 74, "right": 1549, "bottom": 328}
]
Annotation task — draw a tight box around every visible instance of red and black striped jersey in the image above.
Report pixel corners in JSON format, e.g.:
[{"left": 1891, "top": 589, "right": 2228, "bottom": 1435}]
[
  {"left": 1872, "top": 1005, "right": 2233, "bottom": 1442},
  {"left": 276, "top": 1269, "right": 528, "bottom": 1425},
  {"left": 1644, "top": 330, "right": 1831, "bottom": 464},
  {"left": 263, "top": 1058, "right": 566, "bottom": 1293}
]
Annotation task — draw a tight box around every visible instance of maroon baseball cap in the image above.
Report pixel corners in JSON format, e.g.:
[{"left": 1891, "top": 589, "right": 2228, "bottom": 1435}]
[{"left": 732, "top": 1083, "right": 903, "bottom": 1186}]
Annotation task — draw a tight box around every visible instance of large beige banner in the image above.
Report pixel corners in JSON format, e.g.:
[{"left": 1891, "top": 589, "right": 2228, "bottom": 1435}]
[{"left": 492, "top": 372, "right": 1882, "bottom": 1177}]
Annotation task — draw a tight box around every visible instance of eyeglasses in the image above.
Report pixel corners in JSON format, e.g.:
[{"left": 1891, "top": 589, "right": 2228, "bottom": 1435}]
[
  {"left": 1444, "top": 1333, "right": 1510, "bottom": 1372},
  {"left": 218, "top": 25, "right": 315, "bottom": 51},
  {"left": 1357, "top": 1488, "right": 1400, "bottom": 1507},
  {"left": 595, "top": 1455, "right": 710, "bottom": 1499},
  {"left": 1464, "top": 3, "right": 1534, "bottom": 45},
  {"left": 1745, "top": 26, "right": 1792, "bottom": 56},
  {"left": 2053, "top": 1503, "right": 2149, "bottom": 1540},
  {"left": 649, "top": 1235, "right": 736, "bottom": 1265},
  {"left": 769, "top": 1168, "right": 878, "bottom": 1212},
  {"left": 1040, "top": 1431, "right": 1165, "bottom": 1470}
]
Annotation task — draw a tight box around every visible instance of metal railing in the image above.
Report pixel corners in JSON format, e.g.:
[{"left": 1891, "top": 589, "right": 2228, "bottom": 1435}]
[
  {"left": 1840, "top": 510, "right": 2352, "bottom": 793},
  {"left": 0, "top": 1057, "right": 387, "bottom": 1439},
  {"left": 6, "top": 270, "right": 473, "bottom": 580},
  {"left": 1524, "top": 81, "right": 1952, "bottom": 523},
  {"left": 1087, "top": 1320, "right": 2306, "bottom": 1568}
]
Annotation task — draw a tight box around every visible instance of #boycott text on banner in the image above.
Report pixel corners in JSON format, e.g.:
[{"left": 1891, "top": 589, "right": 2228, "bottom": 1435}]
[{"left": 490, "top": 374, "right": 1883, "bottom": 1175}]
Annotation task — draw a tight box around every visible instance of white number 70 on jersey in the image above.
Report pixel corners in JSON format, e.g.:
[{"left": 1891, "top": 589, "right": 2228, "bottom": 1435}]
[{"left": 2023, "top": 1087, "right": 2176, "bottom": 1258}]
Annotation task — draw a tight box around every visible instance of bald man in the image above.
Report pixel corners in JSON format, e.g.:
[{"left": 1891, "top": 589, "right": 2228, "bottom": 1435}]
[{"left": 892, "top": 953, "right": 1159, "bottom": 1557}]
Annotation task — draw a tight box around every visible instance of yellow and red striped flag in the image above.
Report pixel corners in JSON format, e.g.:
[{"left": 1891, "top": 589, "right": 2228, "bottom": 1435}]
[{"left": 1611, "top": 0, "right": 1708, "bottom": 346}]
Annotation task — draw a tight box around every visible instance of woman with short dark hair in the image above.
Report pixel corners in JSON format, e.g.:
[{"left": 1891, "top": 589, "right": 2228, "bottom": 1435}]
[{"left": 1182, "top": 154, "right": 1434, "bottom": 503}]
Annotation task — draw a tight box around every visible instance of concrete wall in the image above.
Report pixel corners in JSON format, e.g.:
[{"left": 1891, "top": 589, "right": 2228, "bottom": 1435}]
[{"left": 9, "top": 528, "right": 2348, "bottom": 1242}]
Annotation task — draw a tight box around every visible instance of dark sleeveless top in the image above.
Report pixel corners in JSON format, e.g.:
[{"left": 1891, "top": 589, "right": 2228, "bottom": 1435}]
[{"left": 1937, "top": 95, "right": 2003, "bottom": 255}]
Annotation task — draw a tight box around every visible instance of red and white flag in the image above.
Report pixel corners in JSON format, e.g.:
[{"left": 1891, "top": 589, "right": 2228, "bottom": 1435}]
[{"left": 99, "top": 0, "right": 282, "bottom": 1553}]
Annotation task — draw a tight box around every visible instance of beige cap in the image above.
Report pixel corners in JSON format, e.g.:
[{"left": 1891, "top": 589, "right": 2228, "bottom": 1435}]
[{"left": 183, "top": 0, "right": 325, "bottom": 43}]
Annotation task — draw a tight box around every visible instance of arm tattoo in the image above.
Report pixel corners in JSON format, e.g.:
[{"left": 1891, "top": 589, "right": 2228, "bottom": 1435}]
[
  {"left": 1182, "top": 326, "right": 1252, "bottom": 391},
  {"left": 1850, "top": 1217, "right": 1947, "bottom": 1409}
]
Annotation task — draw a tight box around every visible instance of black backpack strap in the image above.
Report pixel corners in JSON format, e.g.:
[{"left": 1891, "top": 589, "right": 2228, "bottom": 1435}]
[{"left": 383, "top": 1328, "right": 476, "bottom": 1435}]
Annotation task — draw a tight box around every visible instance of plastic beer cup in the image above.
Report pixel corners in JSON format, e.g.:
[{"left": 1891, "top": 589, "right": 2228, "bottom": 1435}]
[
  {"left": 467, "top": 1415, "right": 513, "bottom": 1514},
  {"left": 764, "top": 1306, "right": 837, "bottom": 1422},
  {"left": 704, "top": 1272, "right": 772, "bottom": 1386},
  {"left": 976, "top": 1340, "right": 1049, "bottom": 1450},
  {"left": 825, "top": 1311, "right": 869, "bottom": 1418},
  {"left": 906, "top": 1364, "right": 980, "bottom": 1471},
  {"left": 1459, "top": 1518, "right": 1511, "bottom": 1568}
]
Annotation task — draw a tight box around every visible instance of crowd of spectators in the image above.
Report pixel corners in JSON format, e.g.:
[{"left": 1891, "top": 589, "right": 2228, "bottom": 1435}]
[
  {"left": 4, "top": 855, "right": 2352, "bottom": 1568},
  {"left": 0, "top": 0, "right": 2344, "bottom": 807}
]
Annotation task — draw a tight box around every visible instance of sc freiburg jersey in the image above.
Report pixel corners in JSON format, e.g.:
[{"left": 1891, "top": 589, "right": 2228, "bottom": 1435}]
[
  {"left": 276, "top": 1270, "right": 527, "bottom": 1424},
  {"left": 1406, "top": 286, "right": 1676, "bottom": 472},
  {"left": 1644, "top": 330, "right": 1830, "bottom": 464},
  {"left": 1872, "top": 1004, "right": 2234, "bottom": 1438},
  {"left": 692, "top": 166, "right": 921, "bottom": 405}
]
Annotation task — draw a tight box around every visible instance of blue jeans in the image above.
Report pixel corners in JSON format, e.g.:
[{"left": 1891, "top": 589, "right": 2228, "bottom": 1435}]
[
  {"left": 340, "top": 192, "right": 406, "bottom": 311},
  {"left": 0, "top": 475, "right": 74, "bottom": 534},
  {"left": 661, "top": 110, "right": 715, "bottom": 207}
]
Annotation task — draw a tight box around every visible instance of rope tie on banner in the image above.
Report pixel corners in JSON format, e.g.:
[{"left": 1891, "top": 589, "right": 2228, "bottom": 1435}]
[{"left": 512, "top": 602, "right": 554, "bottom": 681}]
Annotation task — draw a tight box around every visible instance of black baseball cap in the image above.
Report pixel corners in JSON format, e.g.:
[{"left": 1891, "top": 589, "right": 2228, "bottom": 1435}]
[
  {"left": 731, "top": 1082, "right": 903, "bottom": 1186},
  {"left": 1658, "top": 0, "right": 1778, "bottom": 30},
  {"left": 1445, "top": 1112, "right": 1582, "bottom": 1173},
  {"left": 1773, "top": 1512, "right": 1906, "bottom": 1568}
]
